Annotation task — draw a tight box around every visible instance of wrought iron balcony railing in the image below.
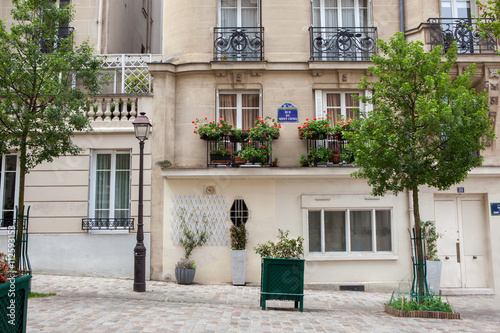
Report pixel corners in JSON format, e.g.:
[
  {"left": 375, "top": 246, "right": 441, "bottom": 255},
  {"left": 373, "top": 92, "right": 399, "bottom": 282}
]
[
  {"left": 40, "top": 26, "right": 74, "bottom": 53},
  {"left": 309, "top": 27, "right": 377, "bottom": 61},
  {"left": 428, "top": 18, "right": 497, "bottom": 54},
  {"left": 82, "top": 218, "right": 135, "bottom": 231},
  {"left": 213, "top": 27, "right": 264, "bottom": 61}
]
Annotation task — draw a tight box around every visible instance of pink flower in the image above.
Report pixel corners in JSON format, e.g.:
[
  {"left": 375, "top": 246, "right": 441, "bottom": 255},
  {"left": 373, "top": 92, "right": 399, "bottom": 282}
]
[
  {"left": 262, "top": 145, "right": 266, "bottom": 149},
  {"left": 219, "top": 125, "right": 223, "bottom": 128}
]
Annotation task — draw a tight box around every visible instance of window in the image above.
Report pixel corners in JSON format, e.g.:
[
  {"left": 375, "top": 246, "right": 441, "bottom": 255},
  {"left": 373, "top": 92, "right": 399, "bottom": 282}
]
[
  {"left": 41, "top": 0, "right": 73, "bottom": 53},
  {"left": 308, "top": 209, "right": 392, "bottom": 254},
  {"left": 312, "top": 0, "right": 369, "bottom": 27},
  {"left": 219, "top": 0, "right": 259, "bottom": 27},
  {"left": 218, "top": 91, "right": 261, "bottom": 130},
  {"left": 441, "top": 0, "right": 471, "bottom": 19},
  {"left": 315, "top": 90, "right": 362, "bottom": 122},
  {"left": 0, "top": 155, "right": 18, "bottom": 228},
  {"left": 88, "top": 150, "right": 132, "bottom": 230}
]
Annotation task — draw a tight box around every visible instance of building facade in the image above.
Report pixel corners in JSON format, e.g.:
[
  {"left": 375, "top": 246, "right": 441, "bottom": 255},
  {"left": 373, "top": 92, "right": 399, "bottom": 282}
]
[{"left": 1, "top": 0, "right": 499, "bottom": 294}]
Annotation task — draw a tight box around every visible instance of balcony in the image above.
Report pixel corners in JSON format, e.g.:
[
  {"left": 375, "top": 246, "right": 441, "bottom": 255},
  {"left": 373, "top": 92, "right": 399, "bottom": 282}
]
[
  {"left": 309, "top": 27, "right": 377, "bottom": 61},
  {"left": 428, "top": 18, "right": 497, "bottom": 54},
  {"left": 85, "top": 95, "right": 152, "bottom": 124},
  {"left": 305, "top": 135, "right": 352, "bottom": 166},
  {"left": 97, "top": 54, "right": 159, "bottom": 94},
  {"left": 40, "top": 26, "right": 74, "bottom": 53},
  {"left": 213, "top": 27, "right": 264, "bottom": 61}
]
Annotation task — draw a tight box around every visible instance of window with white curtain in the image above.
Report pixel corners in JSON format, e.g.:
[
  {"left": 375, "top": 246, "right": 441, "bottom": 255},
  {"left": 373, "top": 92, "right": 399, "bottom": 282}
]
[
  {"left": 89, "top": 150, "right": 131, "bottom": 221},
  {"left": 312, "top": 0, "right": 368, "bottom": 27},
  {"left": 314, "top": 90, "right": 362, "bottom": 122},
  {"left": 0, "top": 155, "right": 18, "bottom": 228},
  {"left": 308, "top": 209, "right": 392, "bottom": 254},
  {"left": 218, "top": 91, "right": 261, "bottom": 130},
  {"left": 219, "top": 0, "right": 259, "bottom": 27}
]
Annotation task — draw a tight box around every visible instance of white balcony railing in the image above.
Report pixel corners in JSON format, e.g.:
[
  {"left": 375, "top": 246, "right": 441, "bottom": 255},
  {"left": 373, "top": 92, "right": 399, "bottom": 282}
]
[
  {"left": 97, "top": 54, "right": 159, "bottom": 94},
  {"left": 87, "top": 95, "right": 152, "bottom": 122}
]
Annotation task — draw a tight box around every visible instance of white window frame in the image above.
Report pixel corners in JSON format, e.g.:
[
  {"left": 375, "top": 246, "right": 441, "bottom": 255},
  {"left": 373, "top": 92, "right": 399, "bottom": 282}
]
[
  {"left": 440, "top": 0, "right": 474, "bottom": 19},
  {"left": 306, "top": 208, "right": 394, "bottom": 259},
  {"left": 216, "top": 90, "right": 263, "bottom": 129},
  {"left": 312, "top": 0, "right": 371, "bottom": 27},
  {"left": 88, "top": 150, "right": 132, "bottom": 232},
  {"left": 315, "top": 90, "right": 368, "bottom": 120},
  {"left": 218, "top": 0, "right": 260, "bottom": 27},
  {"left": 0, "top": 155, "right": 19, "bottom": 231}
]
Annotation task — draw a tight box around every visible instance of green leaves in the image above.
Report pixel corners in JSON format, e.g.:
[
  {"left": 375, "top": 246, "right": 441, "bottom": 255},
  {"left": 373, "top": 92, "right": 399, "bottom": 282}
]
[{"left": 347, "top": 32, "right": 495, "bottom": 197}]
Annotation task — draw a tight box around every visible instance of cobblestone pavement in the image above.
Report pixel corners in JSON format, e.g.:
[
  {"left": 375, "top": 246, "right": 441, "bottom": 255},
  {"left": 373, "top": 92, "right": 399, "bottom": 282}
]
[{"left": 27, "top": 274, "right": 500, "bottom": 332}]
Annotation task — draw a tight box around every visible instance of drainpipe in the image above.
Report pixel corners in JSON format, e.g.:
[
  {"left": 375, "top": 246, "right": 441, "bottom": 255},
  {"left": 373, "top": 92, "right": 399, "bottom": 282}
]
[
  {"left": 399, "top": 0, "right": 405, "bottom": 33},
  {"left": 97, "top": 0, "right": 103, "bottom": 53}
]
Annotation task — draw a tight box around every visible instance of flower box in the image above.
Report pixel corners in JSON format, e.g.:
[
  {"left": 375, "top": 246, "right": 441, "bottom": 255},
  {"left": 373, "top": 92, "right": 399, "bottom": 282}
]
[
  {"left": 0, "top": 275, "right": 32, "bottom": 332},
  {"left": 210, "top": 154, "right": 231, "bottom": 164}
]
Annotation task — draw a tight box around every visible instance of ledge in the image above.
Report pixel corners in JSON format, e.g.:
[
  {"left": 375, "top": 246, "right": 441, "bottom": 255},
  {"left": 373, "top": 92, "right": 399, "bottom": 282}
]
[{"left": 162, "top": 166, "right": 358, "bottom": 179}]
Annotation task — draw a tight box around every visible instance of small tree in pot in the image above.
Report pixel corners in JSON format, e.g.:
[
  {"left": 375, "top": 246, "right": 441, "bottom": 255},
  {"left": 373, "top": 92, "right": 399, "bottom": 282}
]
[
  {"left": 230, "top": 222, "right": 247, "bottom": 285},
  {"left": 175, "top": 208, "right": 211, "bottom": 285},
  {"left": 422, "top": 220, "right": 443, "bottom": 294},
  {"left": 254, "top": 230, "right": 305, "bottom": 311}
]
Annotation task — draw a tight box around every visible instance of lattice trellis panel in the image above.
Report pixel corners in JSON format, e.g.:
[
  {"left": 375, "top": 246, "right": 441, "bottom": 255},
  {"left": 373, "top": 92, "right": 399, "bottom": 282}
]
[
  {"left": 171, "top": 195, "right": 229, "bottom": 245},
  {"left": 98, "top": 54, "right": 152, "bottom": 94}
]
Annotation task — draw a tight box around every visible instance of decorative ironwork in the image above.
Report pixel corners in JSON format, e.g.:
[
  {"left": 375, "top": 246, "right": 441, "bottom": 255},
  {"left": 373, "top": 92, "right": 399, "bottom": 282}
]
[
  {"left": 82, "top": 218, "right": 134, "bottom": 231},
  {"left": 214, "top": 27, "right": 264, "bottom": 61},
  {"left": 171, "top": 195, "right": 228, "bottom": 245},
  {"left": 306, "top": 134, "right": 351, "bottom": 165},
  {"left": 40, "top": 27, "right": 74, "bottom": 53},
  {"left": 309, "top": 27, "right": 377, "bottom": 61},
  {"left": 98, "top": 54, "right": 152, "bottom": 94},
  {"left": 428, "top": 18, "right": 497, "bottom": 54},
  {"left": 204, "top": 135, "right": 274, "bottom": 167}
]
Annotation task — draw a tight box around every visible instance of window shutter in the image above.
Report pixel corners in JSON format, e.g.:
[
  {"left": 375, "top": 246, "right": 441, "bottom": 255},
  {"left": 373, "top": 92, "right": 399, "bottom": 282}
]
[
  {"left": 364, "top": 90, "right": 373, "bottom": 114},
  {"left": 315, "top": 90, "right": 323, "bottom": 118}
]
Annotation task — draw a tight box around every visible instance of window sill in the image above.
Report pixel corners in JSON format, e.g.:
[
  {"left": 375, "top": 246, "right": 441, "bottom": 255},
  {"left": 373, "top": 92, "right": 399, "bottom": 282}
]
[{"left": 305, "top": 253, "right": 398, "bottom": 261}]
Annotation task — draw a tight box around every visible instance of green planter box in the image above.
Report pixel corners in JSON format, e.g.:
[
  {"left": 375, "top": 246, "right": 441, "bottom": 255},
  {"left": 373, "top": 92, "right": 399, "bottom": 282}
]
[
  {"left": 260, "top": 258, "right": 305, "bottom": 312},
  {"left": 0, "top": 275, "right": 32, "bottom": 333}
]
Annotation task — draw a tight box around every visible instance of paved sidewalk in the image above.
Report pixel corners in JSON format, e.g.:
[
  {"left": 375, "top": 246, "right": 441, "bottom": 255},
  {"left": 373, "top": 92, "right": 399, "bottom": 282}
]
[{"left": 27, "top": 274, "right": 500, "bottom": 332}]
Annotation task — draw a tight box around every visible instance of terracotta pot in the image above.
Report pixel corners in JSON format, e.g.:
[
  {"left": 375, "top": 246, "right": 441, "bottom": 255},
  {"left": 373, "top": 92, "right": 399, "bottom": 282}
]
[{"left": 332, "top": 154, "right": 340, "bottom": 163}]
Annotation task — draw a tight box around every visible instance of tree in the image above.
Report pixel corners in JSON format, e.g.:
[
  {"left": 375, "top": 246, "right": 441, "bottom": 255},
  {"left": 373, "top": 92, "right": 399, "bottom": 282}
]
[
  {"left": 0, "top": 0, "right": 104, "bottom": 272},
  {"left": 476, "top": 0, "right": 500, "bottom": 40},
  {"left": 343, "top": 32, "right": 495, "bottom": 299}
]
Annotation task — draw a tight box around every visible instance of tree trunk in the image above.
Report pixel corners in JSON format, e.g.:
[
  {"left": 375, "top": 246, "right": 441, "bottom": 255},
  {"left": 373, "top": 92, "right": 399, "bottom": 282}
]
[
  {"left": 412, "top": 184, "right": 425, "bottom": 300},
  {"left": 15, "top": 136, "right": 27, "bottom": 273}
]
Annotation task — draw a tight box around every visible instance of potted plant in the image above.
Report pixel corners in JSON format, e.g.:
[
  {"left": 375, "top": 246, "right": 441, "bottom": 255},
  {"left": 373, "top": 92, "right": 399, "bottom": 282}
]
[
  {"left": 298, "top": 154, "right": 308, "bottom": 167},
  {"left": 229, "top": 127, "right": 249, "bottom": 142},
  {"left": 210, "top": 143, "right": 232, "bottom": 164},
  {"left": 332, "top": 147, "right": 340, "bottom": 163},
  {"left": 422, "top": 220, "right": 443, "bottom": 294},
  {"left": 230, "top": 222, "right": 247, "bottom": 285},
  {"left": 272, "top": 157, "right": 278, "bottom": 167},
  {"left": 193, "top": 117, "right": 233, "bottom": 140},
  {"left": 254, "top": 229, "right": 305, "bottom": 312},
  {"left": 332, "top": 117, "right": 355, "bottom": 139},
  {"left": 239, "top": 145, "right": 271, "bottom": 165},
  {"left": 248, "top": 116, "right": 281, "bottom": 142},
  {"left": 308, "top": 146, "right": 332, "bottom": 166},
  {"left": 175, "top": 208, "right": 211, "bottom": 285},
  {"left": 298, "top": 116, "right": 332, "bottom": 140}
]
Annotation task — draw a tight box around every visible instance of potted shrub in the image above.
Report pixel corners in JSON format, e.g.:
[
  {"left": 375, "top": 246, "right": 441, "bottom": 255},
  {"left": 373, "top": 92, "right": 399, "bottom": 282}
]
[
  {"left": 332, "top": 147, "right": 340, "bottom": 163},
  {"left": 422, "top": 220, "right": 443, "bottom": 294},
  {"left": 298, "top": 116, "right": 332, "bottom": 140},
  {"left": 308, "top": 146, "right": 332, "bottom": 166},
  {"left": 230, "top": 222, "right": 247, "bottom": 286},
  {"left": 272, "top": 157, "right": 278, "bottom": 167},
  {"left": 254, "top": 229, "right": 305, "bottom": 312},
  {"left": 298, "top": 154, "right": 308, "bottom": 167},
  {"left": 239, "top": 145, "right": 271, "bottom": 165},
  {"left": 175, "top": 208, "right": 211, "bottom": 285}
]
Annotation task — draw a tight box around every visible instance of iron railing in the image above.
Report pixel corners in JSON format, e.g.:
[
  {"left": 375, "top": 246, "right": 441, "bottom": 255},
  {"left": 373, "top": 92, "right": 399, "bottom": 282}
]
[
  {"left": 428, "top": 18, "right": 497, "bottom": 54},
  {"left": 306, "top": 134, "right": 351, "bottom": 166},
  {"left": 40, "top": 26, "right": 74, "bottom": 53},
  {"left": 213, "top": 27, "right": 264, "bottom": 61},
  {"left": 309, "top": 27, "right": 377, "bottom": 61},
  {"left": 82, "top": 218, "right": 134, "bottom": 231},
  {"left": 98, "top": 54, "right": 153, "bottom": 94}
]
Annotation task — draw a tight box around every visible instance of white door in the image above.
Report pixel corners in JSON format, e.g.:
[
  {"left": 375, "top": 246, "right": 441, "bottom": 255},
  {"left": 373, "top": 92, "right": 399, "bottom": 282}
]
[{"left": 434, "top": 195, "right": 489, "bottom": 289}]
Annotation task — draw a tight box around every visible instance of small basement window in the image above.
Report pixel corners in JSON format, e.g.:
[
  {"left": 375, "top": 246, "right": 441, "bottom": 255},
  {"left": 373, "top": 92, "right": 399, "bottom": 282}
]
[{"left": 230, "top": 199, "right": 248, "bottom": 225}]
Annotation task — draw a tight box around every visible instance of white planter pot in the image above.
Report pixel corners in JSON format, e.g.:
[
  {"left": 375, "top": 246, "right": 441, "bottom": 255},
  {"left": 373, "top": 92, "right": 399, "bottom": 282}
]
[
  {"left": 426, "top": 260, "right": 442, "bottom": 294},
  {"left": 231, "top": 250, "right": 247, "bottom": 286}
]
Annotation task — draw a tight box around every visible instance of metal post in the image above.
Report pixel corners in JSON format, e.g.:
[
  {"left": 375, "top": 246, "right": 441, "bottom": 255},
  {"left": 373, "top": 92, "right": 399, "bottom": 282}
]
[{"left": 133, "top": 140, "right": 146, "bottom": 292}]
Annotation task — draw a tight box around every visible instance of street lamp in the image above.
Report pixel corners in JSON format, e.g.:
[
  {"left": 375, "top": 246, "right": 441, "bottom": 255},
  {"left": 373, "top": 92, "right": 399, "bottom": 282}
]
[{"left": 132, "top": 112, "right": 152, "bottom": 292}]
